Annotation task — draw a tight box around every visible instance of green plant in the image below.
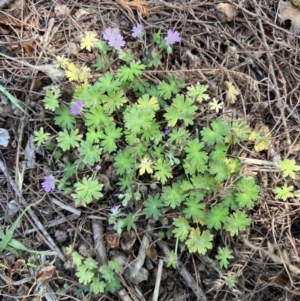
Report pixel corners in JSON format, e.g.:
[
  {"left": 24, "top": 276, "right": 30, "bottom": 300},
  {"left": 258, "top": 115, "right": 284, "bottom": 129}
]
[
  {"left": 37, "top": 26, "right": 262, "bottom": 295},
  {"left": 215, "top": 247, "right": 234, "bottom": 269},
  {"left": 272, "top": 158, "right": 299, "bottom": 201},
  {"left": 34, "top": 128, "right": 50, "bottom": 146},
  {"left": 67, "top": 247, "right": 121, "bottom": 294}
]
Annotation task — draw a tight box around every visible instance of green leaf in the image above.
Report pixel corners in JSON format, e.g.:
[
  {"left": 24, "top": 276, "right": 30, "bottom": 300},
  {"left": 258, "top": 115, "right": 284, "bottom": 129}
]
[
  {"left": 183, "top": 197, "right": 205, "bottom": 222},
  {"left": 153, "top": 159, "right": 172, "bottom": 184},
  {"left": 85, "top": 106, "right": 111, "bottom": 130},
  {"left": 158, "top": 76, "right": 185, "bottom": 100},
  {"left": 100, "top": 123, "right": 122, "bottom": 153},
  {"left": 183, "top": 139, "right": 208, "bottom": 174},
  {"left": 225, "top": 120, "right": 251, "bottom": 144},
  {"left": 72, "top": 177, "right": 103, "bottom": 206},
  {"left": 185, "top": 228, "right": 213, "bottom": 254},
  {"left": 224, "top": 211, "right": 251, "bottom": 236},
  {"left": 142, "top": 194, "right": 164, "bottom": 220},
  {"left": 92, "top": 54, "right": 108, "bottom": 71},
  {"left": 120, "top": 212, "right": 138, "bottom": 231},
  {"left": 278, "top": 159, "right": 299, "bottom": 179},
  {"left": 172, "top": 217, "right": 191, "bottom": 242},
  {"left": 108, "top": 258, "right": 122, "bottom": 273},
  {"left": 76, "top": 265, "right": 94, "bottom": 285},
  {"left": 117, "top": 173, "right": 135, "bottom": 191},
  {"left": 0, "top": 208, "right": 27, "bottom": 252},
  {"left": 102, "top": 90, "right": 128, "bottom": 113},
  {"left": 137, "top": 94, "right": 160, "bottom": 113},
  {"left": 205, "top": 204, "right": 229, "bottom": 230},
  {"left": 165, "top": 250, "right": 178, "bottom": 269},
  {"left": 235, "top": 176, "right": 259, "bottom": 208},
  {"left": 54, "top": 105, "right": 76, "bottom": 130},
  {"left": 0, "top": 84, "right": 26, "bottom": 113},
  {"left": 161, "top": 182, "right": 185, "bottom": 209},
  {"left": 84, "top": 257, "right": 98, "bottom": 270},
  {"left": 117, "top": 60, "right": 146, "bottom": 81},
  {"left": 57, "top": 129, "right": 82, "bottom": 151},
  {"left": 167, "top": 128, "right": 189, "bottom": 145},
  {"left": 34, "top": 128, "right": 50, "bottom": 146},
  {"left": 90, "top": 279, "right": 106, "bottom": 294},
  {"left": 273, "top": 184, "right": 294, "bottom": 201},
  {"left": 164, "top": 94, "right": 197, "bottom": 126},
  {"left": 201, "top": 118, "right": 230, "bottom": 145},
  {"left": 43, "top": 89, "right": 60, "bottom": 111},
  {"left": 209, "top": 144, "right": 228, "bottom": 161},
  {"left": 79, "top": 141, "right": 102, "bottom": 166},
  {"left": 209, "top": 160, "right": 230, "bottom": 181},
  {"left": 140, "top": 123, "right": 162, "bottom": 143},
  {"left": 93, "top": 40, "right": 110, "bottom": 54},
  {"left": 100, "top": 265, "right": 115, "bottom": 282},
  {"left": 114, "top": 150, "right": 135, "bottom": 175},
  {"left": 215, "top": 247, "right": 234, "bottom": 269},
  {"left": 86, "top": 128, "right": 103, "bottom": 143},
  {"left": 97, "top": 71, "right": 122, "bottom": 93},
  {"left": 186, "top": 83, "right": 210, "bottom": 102},
  {"left": 132, "top": 76, "right": 150, "bottom": 94},
  {"left": 72, "top": 252, "right": 83, "bottom": 266},
  {"left": 105, "top": 277, "right": 121, "bottom": 293},
  {"left": 124, "top": 104, "right": 154, "bottom": 134}
]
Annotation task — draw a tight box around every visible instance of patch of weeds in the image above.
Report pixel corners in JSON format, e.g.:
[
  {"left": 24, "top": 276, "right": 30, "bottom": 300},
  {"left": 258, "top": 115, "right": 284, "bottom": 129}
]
[{"left": 35, "top": 24, "right": 262, "bottom": 294}]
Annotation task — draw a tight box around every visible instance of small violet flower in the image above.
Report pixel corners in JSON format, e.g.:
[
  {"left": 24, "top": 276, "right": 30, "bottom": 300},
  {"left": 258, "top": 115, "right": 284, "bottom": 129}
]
[
  {"left": 165, "top": 29, "right": 181, "bottom": 45},
  {"left": 163, "top": 129, "right": 171, "bottom": 138},
  {"left": 70, "top": 100, "right": 84, "bottom": 115},
  {"left": 132, "top": 24, "right": 144, "bottom": 38},
  {"left": 42, "top": 175, "right": 55, "bottom": 193},
  {"left": 109, "top": 205, "right": 121, "bottom": 214},
  {"left": 103, "top": 28, "right": 125, "bottom": 50}
]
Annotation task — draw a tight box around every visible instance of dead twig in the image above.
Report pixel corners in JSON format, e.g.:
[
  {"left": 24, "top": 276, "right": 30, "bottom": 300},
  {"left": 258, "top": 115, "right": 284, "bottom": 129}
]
[
  {"left": 92, "top": 220, "right": 107, "bottom": 266},
  {"left": 152, "top": 259, "right": 163, "bottom": 301}
]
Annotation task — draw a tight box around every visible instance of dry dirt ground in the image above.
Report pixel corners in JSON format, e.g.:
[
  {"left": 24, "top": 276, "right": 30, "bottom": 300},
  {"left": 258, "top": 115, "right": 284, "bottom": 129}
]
[{"left": 1, "top": 0, "right": 300, "bottom": 301}]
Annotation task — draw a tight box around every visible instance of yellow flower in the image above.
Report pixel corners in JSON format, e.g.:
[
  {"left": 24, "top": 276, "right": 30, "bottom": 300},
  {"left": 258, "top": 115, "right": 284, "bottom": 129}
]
[{"left": 81, "top": 31, "right": 98, "bottom": 52}]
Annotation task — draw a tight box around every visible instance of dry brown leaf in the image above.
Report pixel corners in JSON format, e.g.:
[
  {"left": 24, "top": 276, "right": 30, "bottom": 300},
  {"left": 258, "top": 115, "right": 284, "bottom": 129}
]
[
  {"left": 22, "top": 41, "right": 35, "bottom": 57},
  {"left": 106, "top": 232, "right": 120, "bottom": 248},
  {"left": 36, "top": 266, "right": 56, "bottom": 282},
  {"left": 120, "top": 230, "right": 136, "bottom": 251},
  {"left": 225, "top": 81, "right": 240, "bottom": 104},
  {"left": 146, "top": 244, "right": 157, "bottom": 262},
  {"left": 74, "top": 8, "right": 90, "bottom": 21},
  {"left": 279, "top": 1, "right": 300, "bottom": 34},
  {"left": 215, "top": 3, "right": 237, "bottom": 22},
  {"left": 54, "top": 4, "right": 71, "bottom": 18},
  {"left": 13, "top": 259, "right": 25, "bottom": 270},
  {"left": 117, "top": 0, "right": 149, "bottom": 18}
]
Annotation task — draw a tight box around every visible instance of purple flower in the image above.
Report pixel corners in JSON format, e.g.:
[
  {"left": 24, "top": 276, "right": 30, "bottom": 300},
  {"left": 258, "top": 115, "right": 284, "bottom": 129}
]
[
  {"left": 109, "top": 35, "right": 125, "bottom": 50},
  {"left": 42, "top": 175, "right": 55, "bottom": 192},
  {"left": 109, "top": 205, "right": 121, "bottom": 214},
  {"left": 163, "top": 129, "right": 171, "bottom": 138},
  {"left": 165, "top": 29, "right": 181, "bottom": 45},
  {"left": 70, "top": 100, "right": 84, "bottom": 115},
  {"left": 103, "top": 28, "right": 119, "bottom": 41},
  {"left": 132, "top": 24, "right": 143, "bottom": 38},
  {"left": 103, "top": 28, "right": 125, "bottom": 50}
]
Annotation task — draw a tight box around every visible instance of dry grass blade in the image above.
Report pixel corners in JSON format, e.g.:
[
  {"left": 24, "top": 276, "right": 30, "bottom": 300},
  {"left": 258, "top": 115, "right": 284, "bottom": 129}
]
[
  {"left": 117, "top": 0, "right": 150, "bottom": 17},
  {"left": 0, "top": 85, "right": 26, "bottom": 113}
]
